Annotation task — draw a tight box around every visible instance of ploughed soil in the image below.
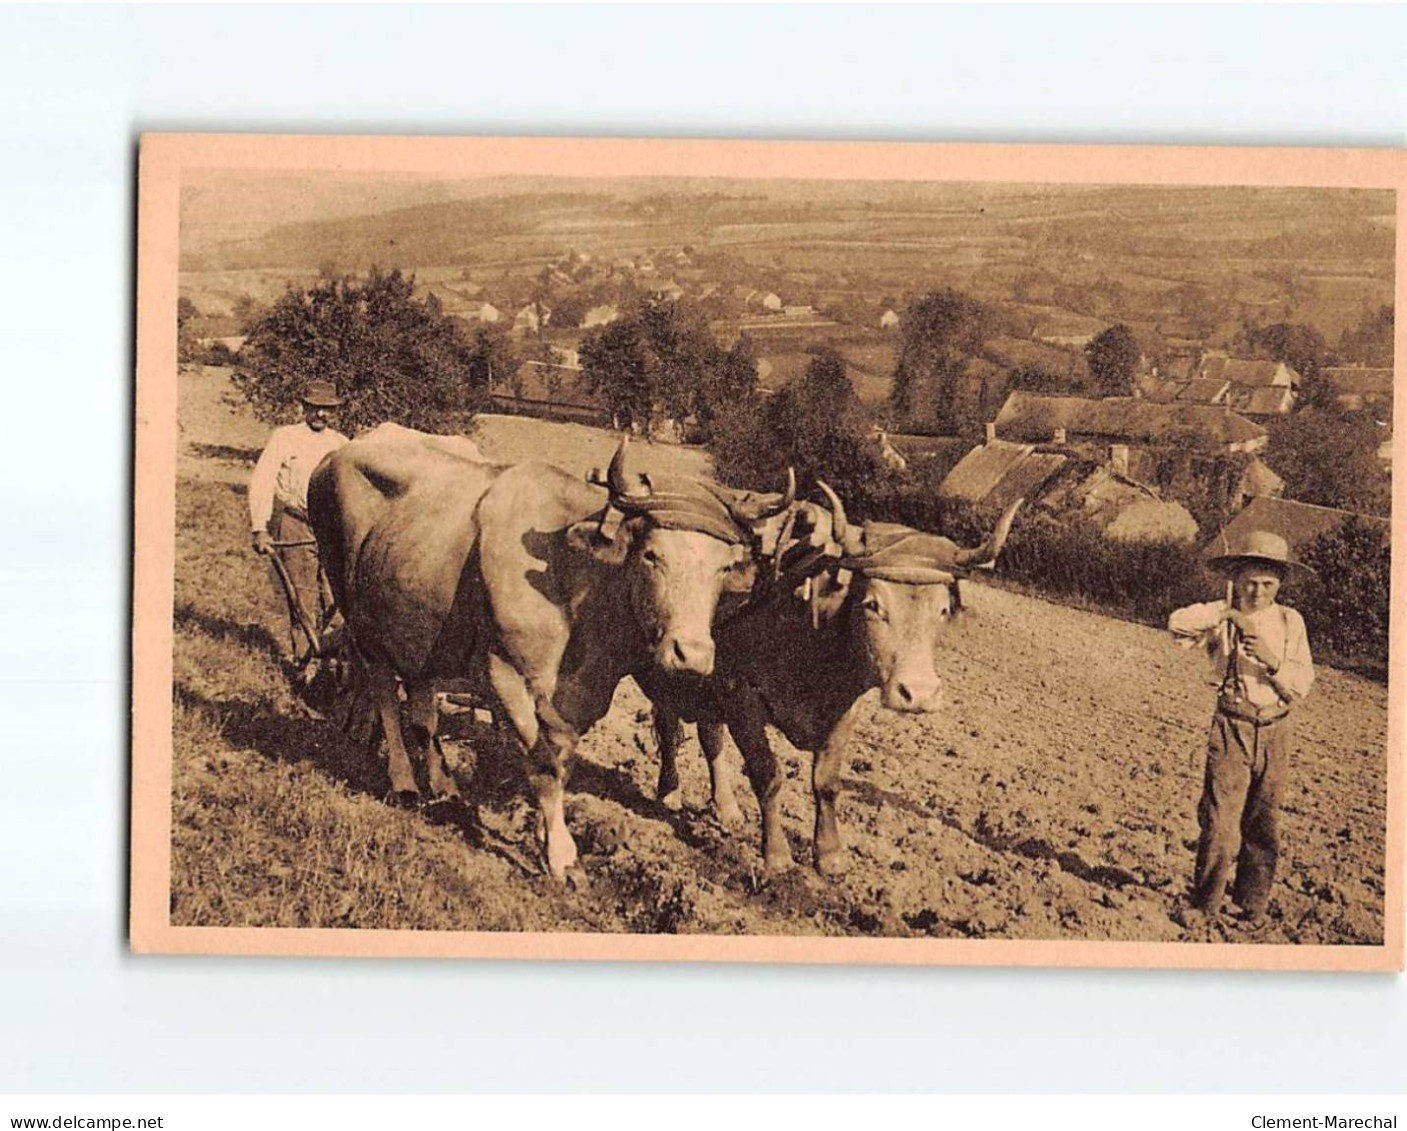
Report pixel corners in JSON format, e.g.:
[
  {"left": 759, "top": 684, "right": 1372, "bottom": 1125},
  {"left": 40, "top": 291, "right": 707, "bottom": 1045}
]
[{"left": 168, "top": 366, "right": 1390, "bottom": 946}]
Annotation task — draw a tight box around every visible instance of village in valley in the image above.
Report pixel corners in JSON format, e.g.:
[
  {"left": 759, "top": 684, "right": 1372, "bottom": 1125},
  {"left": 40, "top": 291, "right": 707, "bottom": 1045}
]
[{"left": 179, "top": 179, "right": 1393, "bottom": 603}]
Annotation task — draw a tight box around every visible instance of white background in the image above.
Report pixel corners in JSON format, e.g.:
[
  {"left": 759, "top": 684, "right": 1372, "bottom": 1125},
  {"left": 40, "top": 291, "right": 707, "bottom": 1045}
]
[{"left": 1, "top": 3, "right": 1404, "bottom": 1093}]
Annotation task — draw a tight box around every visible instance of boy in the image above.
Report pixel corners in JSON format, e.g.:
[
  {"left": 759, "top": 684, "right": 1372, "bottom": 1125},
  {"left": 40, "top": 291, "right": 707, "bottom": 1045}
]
[{"left": 1168, "top": 530, "right": 1315, "bottom": 928}]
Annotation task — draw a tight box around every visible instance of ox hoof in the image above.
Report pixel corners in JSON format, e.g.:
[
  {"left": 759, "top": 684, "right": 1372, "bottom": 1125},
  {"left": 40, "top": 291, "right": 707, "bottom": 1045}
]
[
  {"left": 544, "top": 840, "right": 580, "bottom": 883},
  {"left": 814, "top": 849, "right": 851, "bottom": 878},
  {"left": 763, "top": 846, "right": 795, "bottom": 875},
  {"left": 712, "top": 800, "right": 744, "bottom": 832},
  {"left": 658, "top": 788, "right": 684, "bottom": 813},
  {"left": 430, "top": 781, "right": 462, "bottom": 804},
  {"left": 387, "top": 788, "right": 422, "bottom": 809}
]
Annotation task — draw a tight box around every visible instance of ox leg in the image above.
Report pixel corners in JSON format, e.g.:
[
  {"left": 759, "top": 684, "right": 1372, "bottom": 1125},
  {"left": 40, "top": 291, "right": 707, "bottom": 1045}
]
[
  {"left": 406, "top": 681, "right": 459, "bottom": 802},
  {"left": 529, "top": 707, "right": 581, "bottom": 881},
  {"left": 488, "top": 654, "right": 578, "bottom": 881},
  {"left": 699, "top": 721, "right": 743, "bottom": 830},
  {"left": 654, "top": 706, "right": 684, "bottom": 812},
  {"left": 812, "top": 710, "right": 859, "bottom": 877},
  {"left": 726, "top": 696, "right": 792, "bottom": 873},
  {"left": 367, "top": 663, "right": 420, "bottom": 802}
]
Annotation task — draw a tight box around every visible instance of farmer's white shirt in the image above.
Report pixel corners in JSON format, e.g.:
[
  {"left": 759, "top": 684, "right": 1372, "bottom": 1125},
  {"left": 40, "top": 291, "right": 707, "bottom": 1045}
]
[
  {"left": 1168, "top": 599, "right": 1315, "bottom": 708},
  {"left": 248, "top": 421, "right": 349, "bottom": 532}
]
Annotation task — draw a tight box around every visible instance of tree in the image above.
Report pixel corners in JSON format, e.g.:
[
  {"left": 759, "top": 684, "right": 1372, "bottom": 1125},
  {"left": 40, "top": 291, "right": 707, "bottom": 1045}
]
[
  {"left": 580, "top": 318, "right": 654, "bottom": 431},
  {"left": 1263, "top": 406, "right": 1389, "bottom": 516},
  {"left": 1337, "top": 304, "right": 1394, "bottom": 367},
  {"left": 548, "top": 291, "right": 590, "bottom": 330},
  {"left": 176, "top": 297, "right": 200, "bottom": 362},
  {"left": 233, "top": 267, "right": 484, "bottom": 435},
  {"left": 710, "top": 346, "right": 886, "bottom": 511},
  {"left": 1241, "top": 321, "right": 1328, "bottom": 406},
  {"left": 579, "top": 298, "right": 738, "bottom": 435},
  {"left": 890, "top": 288, "right": 991, "bottom": 433},
  {"left": 465, "top": 323, "right": 520, "bottom": 399},
  {"left": 1085, "top": 323, "right": 1141, "bottom": 396},
  {"left": 1299, "top": 516, "right": 1391, "bottom": 671},
  {"left": 693, "top": 331, "right": 759, "bottom": 440},
  {"left": 1007, "top": 364, "right": 1071, "bottom": 395}
]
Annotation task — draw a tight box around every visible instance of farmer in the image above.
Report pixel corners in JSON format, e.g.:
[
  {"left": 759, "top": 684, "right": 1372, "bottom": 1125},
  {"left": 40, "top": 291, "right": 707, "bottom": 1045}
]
[
  {"left": 249, "top": 380, "right": 350, "bottom": 664},
  {"left": 1168, "top": 530, "right": 1315, "bottom": 928}
]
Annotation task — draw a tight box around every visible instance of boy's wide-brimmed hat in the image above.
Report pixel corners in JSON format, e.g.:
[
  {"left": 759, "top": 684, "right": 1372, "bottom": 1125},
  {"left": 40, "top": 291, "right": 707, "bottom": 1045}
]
[
  {"left": 301, "top": 380, "right": 343, "bottom": 407},
  {"left": 1206, "top": 529, "right": 1315, "bottom": 581}
]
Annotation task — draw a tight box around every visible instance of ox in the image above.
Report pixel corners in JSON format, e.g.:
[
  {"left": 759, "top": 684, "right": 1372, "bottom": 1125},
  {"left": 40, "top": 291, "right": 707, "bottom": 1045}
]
[
  {"left": 307, "top": 429, "right": 792, "bottom": 879},
  {"left": 638, "top": 486, "right": 1021, "bottom": 876}
]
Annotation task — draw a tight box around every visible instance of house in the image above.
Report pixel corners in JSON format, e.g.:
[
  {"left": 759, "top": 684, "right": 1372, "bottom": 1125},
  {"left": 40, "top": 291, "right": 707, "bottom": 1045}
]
[
  {"left": 783, "top": 304, "right": 815, "bottom": 318},
  {"left": 761, "top": 292, "right": 783, "bottom": 312},
  {"left": 469, "top": 302, "right": 502, "bottom": 324},
  {"left": 648, "top": 279, "right": 685, "bottom": 302},
  {"left": 1038, "top": 461, "right": 1198, "bottom": 544},
  {"left": 938, "top": 439, "right": 1069, "bottom": 513},
  {"left": 581, "top": 303, "right": 620, "bottom": 328},
  {"left": 879, "top": 309, "right": 900, "bottom": 330},
  {"left": 512, "top": 304, "right": 549, "bottom": 336},
  {"left": 196, "top": 335, "right": 246, "bottom": 356},
  {"left": 1134, "top": 376, "right": 1184, "bottom": 404},
  {"left": 1232, "top": 457, "right": 1285, "bottom": 510},
  {"left": 1155, "top": 354, "right": 1201, "bottom": 382},
  {"left": 1200, "top": 355, "right": 1301, "bottom": 390},
  {"left": 872, "top": 427, "right": 907, "bottom": 471},
  {"left": 1176, "top": 378, "right": 1231, "bottom": 406},
  {"left": 1209, "top": 495, "right": 1389, "bottom": 562},
  {"left": 993, "top": 392, "right": 1268, "bottom": 454},
  {"left": 1228, "top": 385, "right": 1296, "bottom": 418},
  {"left": 942, "top": 437, "right": 1197, "bottom": 543}
]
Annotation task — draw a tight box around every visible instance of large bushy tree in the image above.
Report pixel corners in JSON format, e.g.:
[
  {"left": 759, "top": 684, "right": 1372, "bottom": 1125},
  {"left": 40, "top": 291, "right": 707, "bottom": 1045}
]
[
  {"left": 710, "top": 346, "right": 885, "bottom": 510},
  {"left": 1085, "top": 323, "right": 1141, "bottom": 396},
  {"left": 889, "top": 288, "right": 992, "bottom": 433},
  {"left": 579, "top": 299, "right": 756, "bottom": 438},
  {"left": 233, "top": 267, "right": 484, "bottom": 435},
  {"left": 1264, "top": 406, "right": 1389, "bottom": 516}
]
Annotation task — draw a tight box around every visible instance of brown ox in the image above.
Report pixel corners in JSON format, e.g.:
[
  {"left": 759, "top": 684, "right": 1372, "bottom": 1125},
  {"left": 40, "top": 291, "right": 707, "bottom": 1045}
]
[
  {"left": 638, "top": 487, "right": 1021, "bottom": 876},
  {"left": 307, "top": 429, "right": 792, "bottom": 879}
]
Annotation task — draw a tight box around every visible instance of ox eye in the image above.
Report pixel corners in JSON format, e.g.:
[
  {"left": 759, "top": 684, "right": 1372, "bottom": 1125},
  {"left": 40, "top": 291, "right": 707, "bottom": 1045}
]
[
  {"left": 862, "top": 596, "right": 885, "bottom": 618},
  {"left": 642, "top": 549, "right": 661, "bottom": 568}
]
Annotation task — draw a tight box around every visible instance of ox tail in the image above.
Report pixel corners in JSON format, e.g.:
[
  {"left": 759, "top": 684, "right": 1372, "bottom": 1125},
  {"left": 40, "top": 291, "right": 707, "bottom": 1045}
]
[{"left": 952, "top": 497, "right": 1024, "bottom": 569}]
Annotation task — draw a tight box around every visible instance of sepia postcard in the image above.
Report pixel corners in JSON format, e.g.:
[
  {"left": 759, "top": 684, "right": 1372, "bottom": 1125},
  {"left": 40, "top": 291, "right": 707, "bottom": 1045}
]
[{"left": 133, "top": 134, "right": 1404, "bottom": 970}]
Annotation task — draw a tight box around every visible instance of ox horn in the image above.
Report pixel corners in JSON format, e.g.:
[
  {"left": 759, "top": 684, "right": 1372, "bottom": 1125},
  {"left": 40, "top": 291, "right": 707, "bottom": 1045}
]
[
  {"left": 724, "top": 466, "right": 796, "bottom": 524},
  {"left": 606, "top": 437, "right": 653, "bottom": 506},
  {"left": 815, "top": 478, "right": 848, "bottom": 544},
  {"left": 952, "top": 497, "right": 1024, "bottom": 568}
]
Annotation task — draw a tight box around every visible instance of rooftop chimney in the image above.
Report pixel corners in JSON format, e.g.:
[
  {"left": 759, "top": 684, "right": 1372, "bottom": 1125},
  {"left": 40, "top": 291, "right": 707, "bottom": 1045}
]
[
  {"left": 1053, "top": 427, "right": 1067, "bottom": 445},
  {"left": 985, "top": 421, "right": 997, "bottom": 444}
]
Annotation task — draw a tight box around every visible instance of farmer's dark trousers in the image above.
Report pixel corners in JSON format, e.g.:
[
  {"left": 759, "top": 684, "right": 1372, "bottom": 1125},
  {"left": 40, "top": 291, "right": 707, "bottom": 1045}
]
[
  {"left": 269, "top": 510, "right": 330, "bottom": 661},
  {"left": 1191, "top": 710, "right": 1291, "bottom": 916}
]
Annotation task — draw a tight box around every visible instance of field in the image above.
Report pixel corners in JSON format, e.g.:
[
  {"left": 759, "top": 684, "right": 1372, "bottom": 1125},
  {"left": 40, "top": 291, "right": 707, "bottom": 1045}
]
[{"left": 168, "top": 365, "right": 1389, "bottom": 945}]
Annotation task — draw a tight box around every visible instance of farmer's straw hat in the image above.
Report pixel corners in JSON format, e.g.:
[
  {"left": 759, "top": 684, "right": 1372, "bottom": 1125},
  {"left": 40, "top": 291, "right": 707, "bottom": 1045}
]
[
  {"left": 301, "top": 380, "right": 343, "bottom": 407},
  {"left": 1206, "top": 529, "right": 1315, "bottom": 581}
]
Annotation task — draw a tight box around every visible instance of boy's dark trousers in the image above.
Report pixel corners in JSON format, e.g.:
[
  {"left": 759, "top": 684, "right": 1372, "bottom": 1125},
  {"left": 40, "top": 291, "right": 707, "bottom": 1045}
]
[{"left": 1191, "top": 710, "right": 1291, "bottom": 916}]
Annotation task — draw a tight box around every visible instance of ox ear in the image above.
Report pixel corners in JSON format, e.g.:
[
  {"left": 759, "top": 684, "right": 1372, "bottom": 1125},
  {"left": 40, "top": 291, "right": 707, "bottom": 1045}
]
[
  {"left": 565, "top": 520, "right": 631, "bottom": 565},
  {"left": 721, "top": 543, "right": 757, "bottom": 593}
]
